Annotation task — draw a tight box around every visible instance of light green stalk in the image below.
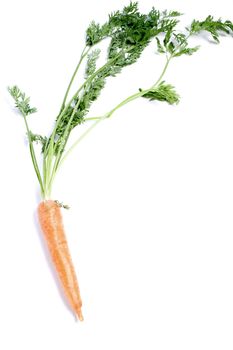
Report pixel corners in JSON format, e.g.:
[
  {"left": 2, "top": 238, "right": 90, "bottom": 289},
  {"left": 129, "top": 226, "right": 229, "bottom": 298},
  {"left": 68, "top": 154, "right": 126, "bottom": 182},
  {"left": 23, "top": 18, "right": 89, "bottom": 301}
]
[{"left": 48, "top": 55, "right": 173, "bottom": 186}]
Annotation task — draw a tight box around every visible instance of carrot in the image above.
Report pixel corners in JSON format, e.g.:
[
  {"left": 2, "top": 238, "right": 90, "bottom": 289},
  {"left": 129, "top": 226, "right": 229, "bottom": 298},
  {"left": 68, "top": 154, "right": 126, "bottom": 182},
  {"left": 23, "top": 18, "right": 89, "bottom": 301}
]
[
  {"left": 38, "top": 200, "right": 83, "bottom": 321},
  {"left": 8, "top": 4, "right": 233, "bottom": 319}
]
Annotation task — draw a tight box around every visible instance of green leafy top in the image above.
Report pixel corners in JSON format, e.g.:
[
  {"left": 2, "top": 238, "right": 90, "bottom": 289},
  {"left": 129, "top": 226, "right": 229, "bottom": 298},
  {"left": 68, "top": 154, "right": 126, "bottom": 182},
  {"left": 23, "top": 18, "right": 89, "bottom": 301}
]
[
  {"left": 190, "top": 16, "right": 233, "bottom": 42},
  {"left": 8, "top": 2, "right": 233, "bottom": 199},
  {"left": 85, "top": 49, "right": 101, "bottom": 78},
  {"left": 54, "top": 3, "right": 181, "bottom": 142},
  {"left": 141, "top": 81, "right": 180, "bottom": 105},
  {"left": 8, "top": 86, "right": 37, "bottom": 116}
]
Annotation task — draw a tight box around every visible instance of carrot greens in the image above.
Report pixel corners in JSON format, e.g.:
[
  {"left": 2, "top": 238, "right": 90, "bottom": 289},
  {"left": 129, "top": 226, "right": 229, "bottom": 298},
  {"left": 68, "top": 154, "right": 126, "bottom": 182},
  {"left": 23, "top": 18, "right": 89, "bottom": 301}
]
[{"left": 8, "top": 2, "right": 233, "bottom": 200}]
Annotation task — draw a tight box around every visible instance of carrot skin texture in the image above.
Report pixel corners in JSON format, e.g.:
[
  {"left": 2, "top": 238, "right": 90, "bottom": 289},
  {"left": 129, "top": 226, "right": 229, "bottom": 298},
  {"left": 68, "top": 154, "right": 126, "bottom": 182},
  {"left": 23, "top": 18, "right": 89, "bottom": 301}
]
[{"left": 38, "top": 200, "right": 83, "bottom": 321}]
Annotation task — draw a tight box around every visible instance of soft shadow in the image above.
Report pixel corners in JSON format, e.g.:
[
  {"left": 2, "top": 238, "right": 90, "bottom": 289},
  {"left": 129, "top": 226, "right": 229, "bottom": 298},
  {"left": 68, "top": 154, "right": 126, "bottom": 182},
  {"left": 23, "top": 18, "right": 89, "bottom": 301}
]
[{"left": 197, "top": 31, "right": 229, "bottom": 44}]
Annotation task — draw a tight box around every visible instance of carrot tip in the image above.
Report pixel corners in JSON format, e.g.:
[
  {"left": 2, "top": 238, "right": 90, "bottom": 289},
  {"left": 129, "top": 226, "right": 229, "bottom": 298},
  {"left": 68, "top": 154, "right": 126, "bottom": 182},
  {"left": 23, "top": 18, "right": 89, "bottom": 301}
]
[
  {"left": 78, "top": 310, "right": 84, "bottom": 322},
  {"left": 75, "top": 307, "right": 84, "bottom": 321}
]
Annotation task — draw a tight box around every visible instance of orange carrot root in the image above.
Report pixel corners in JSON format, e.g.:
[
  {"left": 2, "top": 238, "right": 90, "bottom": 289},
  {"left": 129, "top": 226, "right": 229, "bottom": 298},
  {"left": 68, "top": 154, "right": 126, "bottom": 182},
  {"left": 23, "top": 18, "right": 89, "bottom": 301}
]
[{"left": 38, "top": 200, "right": 83, "bottom": 321}]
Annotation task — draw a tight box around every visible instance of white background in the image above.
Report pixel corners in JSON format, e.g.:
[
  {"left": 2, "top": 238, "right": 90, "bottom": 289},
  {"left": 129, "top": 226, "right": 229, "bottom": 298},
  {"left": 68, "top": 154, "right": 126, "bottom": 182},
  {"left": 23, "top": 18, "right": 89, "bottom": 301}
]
[{"left": 0, "top": 0, "right": 233, "bottom": 349}]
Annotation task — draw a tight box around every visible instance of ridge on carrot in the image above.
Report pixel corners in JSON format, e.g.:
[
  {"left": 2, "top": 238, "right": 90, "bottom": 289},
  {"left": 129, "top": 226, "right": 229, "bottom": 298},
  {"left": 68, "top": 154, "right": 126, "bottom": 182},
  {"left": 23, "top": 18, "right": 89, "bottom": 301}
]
[{"left": 8, "top": 2, "right": 233, "bottom": 320}]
